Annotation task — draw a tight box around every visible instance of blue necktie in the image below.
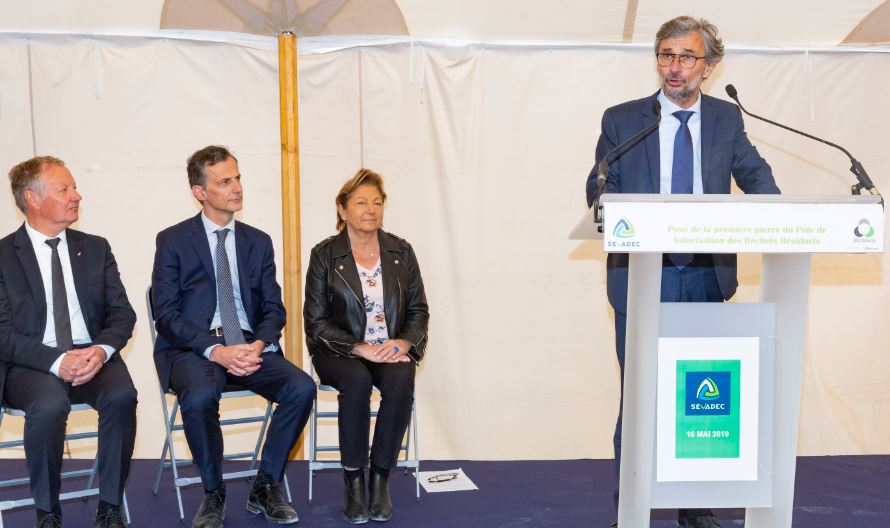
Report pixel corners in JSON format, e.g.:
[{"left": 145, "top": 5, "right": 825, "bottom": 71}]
[
  {"left": 670, "top": 110, "right": 694, "bottom": 269},
  {"left": 215, "top": 229, "right": 246, "bottom": 345}
]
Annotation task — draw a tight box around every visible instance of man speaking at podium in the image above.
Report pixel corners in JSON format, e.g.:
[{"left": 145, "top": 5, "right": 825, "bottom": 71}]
[{"left": 585, "top": 16, "right": 780, "bottom": 528}]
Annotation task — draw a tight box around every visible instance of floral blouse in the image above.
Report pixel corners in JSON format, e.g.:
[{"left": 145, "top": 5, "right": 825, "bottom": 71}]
[{"left": 357, "top": 261, "right": 389, "bottom": 345}]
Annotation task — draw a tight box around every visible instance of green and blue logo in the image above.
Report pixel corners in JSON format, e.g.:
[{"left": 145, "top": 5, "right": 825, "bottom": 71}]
[
  {"left": 612, "top": 218, "right": 635, "bottom": 238},
  {"left": 686, "top": 371, "right": 731, "bottom": 416},
  {"left": 854, "top": 218, "right": 875, "bottom": 238}
]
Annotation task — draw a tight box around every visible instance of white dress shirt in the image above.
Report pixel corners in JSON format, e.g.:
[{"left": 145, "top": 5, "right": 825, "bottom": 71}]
[
  {"left": 200, "top": 213, "right": 275, "bottom": 358},
  {"left": 24, "top": 222, "right": 114, "bottom": 377},
  {"left": 658, "top": 90, "right": 704, "bottom": 195}
]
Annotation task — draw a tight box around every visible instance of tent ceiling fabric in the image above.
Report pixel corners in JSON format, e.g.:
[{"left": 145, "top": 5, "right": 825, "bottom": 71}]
[{"left": 1, "top": 0, "right": 890, "bottom": 45}]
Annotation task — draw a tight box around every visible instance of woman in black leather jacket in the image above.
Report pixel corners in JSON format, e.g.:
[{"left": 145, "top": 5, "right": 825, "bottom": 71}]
[{"left": 303, "top": 168, "right": 429, "bottom": 524}]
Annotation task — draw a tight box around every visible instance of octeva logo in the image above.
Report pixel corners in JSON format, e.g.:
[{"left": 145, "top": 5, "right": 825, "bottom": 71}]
[{"left": 853, "top": 218, "right": 875, "bottom": 239}]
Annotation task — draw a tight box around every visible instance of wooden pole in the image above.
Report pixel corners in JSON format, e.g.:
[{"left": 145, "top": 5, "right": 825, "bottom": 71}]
[{"left": 278, "top": 31, "right": 304, "bottom": 458}]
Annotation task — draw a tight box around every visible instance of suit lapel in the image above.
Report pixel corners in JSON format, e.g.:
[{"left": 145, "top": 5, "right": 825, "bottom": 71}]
[
  {"left": 66, "top": 230, "right": 89, "bottom": 326},
  {"left": 188, "top": 214, "right": 216, "bottom": 287},
  {"left": 234, "top": 222, "right": 253, "bottom": 312},
  {"left": 700, "top": 94, "right": 716, "bottom": 191},
  {"left": 13, "top": 225, "right": 47, "bottom": 328},
  {"left": 644, "top": 94, "right": 661, "bottom": 193}
]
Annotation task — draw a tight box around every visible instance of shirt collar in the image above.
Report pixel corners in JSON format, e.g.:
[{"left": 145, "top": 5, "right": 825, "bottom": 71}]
[
  {"left": 200, "top": 212, "right": 235, "bottom": 237},
  {"left": 657, "top": 90, "right": 702, "bottom": 119},
  {"left": 24, "top": 221, "right": 67, "bottom": 248}
]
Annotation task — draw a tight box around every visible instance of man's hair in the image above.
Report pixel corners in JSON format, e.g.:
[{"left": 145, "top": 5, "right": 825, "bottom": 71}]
[
  {"left": 187, "top": 145, "right": 237, "bottom": 188},
  {"left": 335, "top": 168, "right": 387, "bottom": 232},
  {"left": 8, "top": 156, "right": 65, "bottom": 213},
  {"left": 655, "top": 16, "right": 724, "bottom": 64}
]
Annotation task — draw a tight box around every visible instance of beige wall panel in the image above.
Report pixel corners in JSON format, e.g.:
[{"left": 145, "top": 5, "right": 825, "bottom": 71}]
[{"left": 0, "top": 34, "right": 888, "bottom": 461}]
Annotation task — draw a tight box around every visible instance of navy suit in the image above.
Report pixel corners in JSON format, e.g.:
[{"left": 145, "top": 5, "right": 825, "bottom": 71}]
[
  {"left": 585, "top": 91, "right": 780, "bottom": 514},
  {"left": 151, "top": 213, "right": 314, "bottom": 490},
  {"left": 0, "top": 224, "right": 137, "bottom": 512}
]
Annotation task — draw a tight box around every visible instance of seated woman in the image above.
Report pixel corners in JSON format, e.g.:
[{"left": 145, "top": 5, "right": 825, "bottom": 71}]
[{"left": 304, "top": 168, "right": 430, "bottom": 524}]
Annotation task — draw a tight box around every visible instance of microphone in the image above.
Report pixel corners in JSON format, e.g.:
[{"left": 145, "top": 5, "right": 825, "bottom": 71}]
[
  {"left": 596, "top": 100, "right": 662, "bottom": 195},
  {"left": 592, "top": 100, "right": 662, "bottom": 228},
  {"left": 725, "top": 84, "right": 880, "bottom": 197}
]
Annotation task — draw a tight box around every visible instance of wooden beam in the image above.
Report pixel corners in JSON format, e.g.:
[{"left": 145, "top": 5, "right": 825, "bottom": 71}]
[{"left": 278, "top": 31, "right": 304, "bottom": 459}]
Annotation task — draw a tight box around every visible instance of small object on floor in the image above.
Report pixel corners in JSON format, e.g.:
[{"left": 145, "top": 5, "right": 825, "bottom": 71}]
[{"left": 418, "top": 468, "right": 478, "bottom": 493}]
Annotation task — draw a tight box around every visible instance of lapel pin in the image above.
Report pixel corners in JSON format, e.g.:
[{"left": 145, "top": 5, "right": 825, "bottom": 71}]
[
  {"left": 394, "top": 259, "right": 399, "bottom": 264},
  {"left": 76, "top": 252, "right": 82, "bottom": 257}
]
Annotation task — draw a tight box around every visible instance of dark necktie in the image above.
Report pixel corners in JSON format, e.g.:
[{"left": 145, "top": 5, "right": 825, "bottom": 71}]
[
  {"left": 215, "top": 229, "right": 246, "bottom": 345},
  {"left": 45, "top": 238, "right": 73, "bottom": 352},
  {"left": 669, "top": 110, "right": 695, "bottom": 269}
]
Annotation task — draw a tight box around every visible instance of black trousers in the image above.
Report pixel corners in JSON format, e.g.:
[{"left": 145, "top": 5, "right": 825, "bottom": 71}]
[
  {"left": 612, "top": 264, "right": 722, "bottom": 519},
  {"left": 312, "top": 353, "right": 415, "bottom": 470},
  {"left": 2, "top": 355, "right": 137, "bottom": 513},
  {"left": 169, "top": 350, "right": 315, "bottom": 492}
]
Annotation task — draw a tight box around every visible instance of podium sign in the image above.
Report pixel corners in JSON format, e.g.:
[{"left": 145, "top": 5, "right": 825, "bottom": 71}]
[
  {"left": 601, "top": 194, "right": 883, "bottom": 253},
  {"left": 656, "top": 336, "right": 760, "bottom": 483}
]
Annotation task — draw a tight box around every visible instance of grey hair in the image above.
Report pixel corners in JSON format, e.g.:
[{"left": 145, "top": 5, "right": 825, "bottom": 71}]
[
  {"left": 8, "top": 156, "right": 64, "bottom": 213},
  {"left": 655, "top": 16, "right": 724, "bottom": 64}
]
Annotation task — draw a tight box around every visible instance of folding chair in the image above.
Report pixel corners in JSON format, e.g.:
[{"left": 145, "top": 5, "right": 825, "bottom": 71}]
[
  {"left": 307, "top": 364, "right": 420, "bottom": 503},
  {"left": 0, "top": 404, "right": 131, "bottom": 528},
  {"left": 145, "top": 287, "right": 291, "bottom": 520}
]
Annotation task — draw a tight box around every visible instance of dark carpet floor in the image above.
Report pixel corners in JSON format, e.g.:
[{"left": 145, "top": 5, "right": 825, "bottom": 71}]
[{"left": 0, "top": 456, "right": 888, "bottom": 527}]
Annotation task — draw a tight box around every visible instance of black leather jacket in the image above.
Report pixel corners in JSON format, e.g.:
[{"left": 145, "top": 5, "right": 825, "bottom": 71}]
[{"left": 304, "top": 229, "right": 429, "bottom": 362}]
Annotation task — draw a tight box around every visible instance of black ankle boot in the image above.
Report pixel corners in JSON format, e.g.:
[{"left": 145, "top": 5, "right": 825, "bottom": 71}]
[
  {"left": 368, "top": 469, "right": 393, "bottom": 522},
  {"left": 343, "top": 470, "right": 369, "bottom": 524}
]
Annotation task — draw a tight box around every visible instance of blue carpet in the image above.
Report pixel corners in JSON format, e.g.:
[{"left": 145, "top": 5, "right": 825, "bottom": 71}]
[{"left": 0, "top": 456, "right": 888, "bottom": 527}]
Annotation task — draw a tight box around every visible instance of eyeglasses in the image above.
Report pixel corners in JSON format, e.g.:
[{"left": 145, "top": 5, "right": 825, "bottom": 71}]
[
  {"left": 427, "top": 472, "right": 459, "bottom": 483},
  {"left": 656, "top": 53, "right": 705, "bottom": 69}
]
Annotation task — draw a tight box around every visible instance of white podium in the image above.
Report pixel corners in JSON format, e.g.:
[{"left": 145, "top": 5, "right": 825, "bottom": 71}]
[{"left": 571, "top": 194, "right": 884, "bottom": 528}]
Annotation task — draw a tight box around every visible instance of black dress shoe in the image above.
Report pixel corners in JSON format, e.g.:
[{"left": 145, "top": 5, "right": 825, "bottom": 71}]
[
  {"left": 678, "top": 513, "right": 721, "bottom": 528},
  {"left": 36, "top": 513, "right": 62, "bottom": 528},
  {"left": 93, "top": 506, "right": 129, "bottom": 528},
  {"left": 368, "top": 470, "right": 393, "bottom": 522},
  {"left": 192, "top": 488, "right": 226, "bottom": 528},
  {"left": 343, "top": 471, "right": 369, "bottom": 524},
  {"left": 247, "top": 472, "right": 298, "bottom": 524}
]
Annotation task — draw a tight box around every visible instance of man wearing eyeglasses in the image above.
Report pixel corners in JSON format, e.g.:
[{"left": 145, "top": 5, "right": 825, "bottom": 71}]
[{"left": 585, "top": 16, "right": 780, "bottom": 528}]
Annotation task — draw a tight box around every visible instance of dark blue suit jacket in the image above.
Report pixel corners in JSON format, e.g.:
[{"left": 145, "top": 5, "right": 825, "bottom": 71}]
[
  {"left": 0, "top": 224, "right": 136, "bottom": 398},
  {"left": 585, "top": 92, "right": 780, "bottom": 314},
  {"left": 151, "top": 213, "right": 286, "bottom": 391}
]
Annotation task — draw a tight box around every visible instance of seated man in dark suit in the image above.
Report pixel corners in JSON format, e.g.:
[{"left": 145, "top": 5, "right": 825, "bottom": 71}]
[
  {"left": 0, "top": 156, "right": 137, "bottom": 528},
  {"left": 151, "top": 145, "right": 315, "bottom": 528},
  {"left": 585, "top": 16, "right": 780, "bottom": 528}
]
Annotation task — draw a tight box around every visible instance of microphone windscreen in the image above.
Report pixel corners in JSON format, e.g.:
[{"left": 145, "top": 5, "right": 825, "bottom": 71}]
[{"left": 725, "top": 84, "right": 738, "bottom": 99}]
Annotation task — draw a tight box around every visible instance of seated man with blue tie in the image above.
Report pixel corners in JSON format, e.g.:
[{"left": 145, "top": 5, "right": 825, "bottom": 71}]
[
  {"left": 585, "top": 16, "right": 781, "bottom": 528},
  {"left": 151, "top": 145, "right": 315, "bottom": 528},
  {"left": 0, "top": 156, "right": 137, "bottom": 528}
]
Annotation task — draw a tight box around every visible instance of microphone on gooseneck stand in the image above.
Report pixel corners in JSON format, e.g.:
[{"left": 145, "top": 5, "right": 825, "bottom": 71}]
[
  {"left": 725, "top": 84, "right": 881, "bottom": 198},
  {"left": 593, "top": 100, "right": 663, "bottom": 230}
]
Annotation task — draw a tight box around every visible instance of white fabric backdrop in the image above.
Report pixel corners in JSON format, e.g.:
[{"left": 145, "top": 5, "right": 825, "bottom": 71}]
[{"left": 0, "top": 32, "right": 888, "bottom": 460}]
